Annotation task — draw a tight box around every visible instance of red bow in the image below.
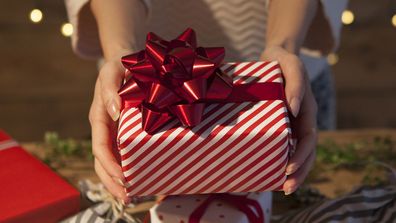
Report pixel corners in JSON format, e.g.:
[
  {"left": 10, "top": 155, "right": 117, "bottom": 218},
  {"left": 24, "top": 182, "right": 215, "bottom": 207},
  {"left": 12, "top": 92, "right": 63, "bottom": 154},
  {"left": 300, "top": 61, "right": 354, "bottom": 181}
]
[{"left": 119, "top": 28, "right": 233, "bottom": 134}]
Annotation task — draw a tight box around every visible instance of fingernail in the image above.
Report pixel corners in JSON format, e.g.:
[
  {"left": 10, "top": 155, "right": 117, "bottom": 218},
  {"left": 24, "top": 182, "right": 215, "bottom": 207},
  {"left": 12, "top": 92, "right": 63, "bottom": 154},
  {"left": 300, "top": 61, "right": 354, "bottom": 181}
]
[
  {"left": 289, "top": 97, "right": 301, "bottom": 118},
  {"left": 121, "top": 197, "right": 132, "bottom": 206},
  {"left": 284, "top": 186, "right": 297, "bottom": 195},
  {"left": 285, "top": 164, "right": 297, "bottom": 175},
  {"left": 119, "top": 198, "right": 127, "bottom": 206},
  {"left": 108, "top": 99, "right": 120, "bottom": 121}
]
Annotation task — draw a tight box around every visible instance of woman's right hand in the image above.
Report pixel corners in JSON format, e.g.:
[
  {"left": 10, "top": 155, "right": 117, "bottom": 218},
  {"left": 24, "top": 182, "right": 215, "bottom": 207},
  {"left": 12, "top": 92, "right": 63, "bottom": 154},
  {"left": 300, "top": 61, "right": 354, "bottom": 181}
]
[
  {"left": 261, "top": 46, "right": 318, "bottom": 195},
  {"left": 89, "top": 57, "right": 130, "bottom": 204}
]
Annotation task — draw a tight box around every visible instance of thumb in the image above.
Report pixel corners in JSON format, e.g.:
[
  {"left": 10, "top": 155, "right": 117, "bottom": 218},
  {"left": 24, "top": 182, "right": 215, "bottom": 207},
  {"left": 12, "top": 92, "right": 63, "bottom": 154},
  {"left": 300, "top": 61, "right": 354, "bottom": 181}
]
[
  {"left": 104, "top": 92, "right": 121, "bottom": 122},
  {"left": 279, "top": 55, "right": 306, "bottom": 117},
  {"left": 99, "top": 62, "right": 124, "bottom": 121}
]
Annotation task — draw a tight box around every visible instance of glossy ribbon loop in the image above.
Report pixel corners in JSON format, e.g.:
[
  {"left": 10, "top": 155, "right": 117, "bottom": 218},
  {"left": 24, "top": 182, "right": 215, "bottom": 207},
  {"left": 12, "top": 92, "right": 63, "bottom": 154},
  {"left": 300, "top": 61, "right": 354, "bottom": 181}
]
[{"left": 119, "top": 28, "right": 232, "bottom": 134}]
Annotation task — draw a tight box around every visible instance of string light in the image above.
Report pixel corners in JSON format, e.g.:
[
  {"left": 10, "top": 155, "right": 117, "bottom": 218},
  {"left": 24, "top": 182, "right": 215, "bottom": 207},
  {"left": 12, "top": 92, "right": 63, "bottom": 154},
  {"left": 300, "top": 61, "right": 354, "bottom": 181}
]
[
  {"left": 342, "top": 10, "right": 354, "bottom": 25},
  {"left": 29, "top": 9, "right": 43, "bottom": 23},
  {"left": 61, "top": 23, "right": 73, "bottom": 37},
  {"left": 392, "top": 14, "right": 396, "bottom": 27},
  {"left": 327, "top": 53, "right": 339, "bottom": 65}
]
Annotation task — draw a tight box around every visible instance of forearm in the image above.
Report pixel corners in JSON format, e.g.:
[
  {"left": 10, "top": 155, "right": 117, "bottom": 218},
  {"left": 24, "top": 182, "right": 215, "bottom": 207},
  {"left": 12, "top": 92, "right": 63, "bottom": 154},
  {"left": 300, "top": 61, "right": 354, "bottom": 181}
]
[
  {"left": 90, "top": 0, "right": 146, "bottom": 61},
  {"left": 266, "top": 0, "right": 318, "bottom": 54}
]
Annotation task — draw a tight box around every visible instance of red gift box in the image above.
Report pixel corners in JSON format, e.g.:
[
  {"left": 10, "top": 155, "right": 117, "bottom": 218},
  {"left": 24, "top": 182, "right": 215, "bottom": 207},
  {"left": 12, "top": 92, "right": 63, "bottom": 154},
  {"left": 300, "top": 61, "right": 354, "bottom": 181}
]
[
  {"left": 0, "top": 130, "right": 80, "bottom": 223},
  {"left": 117, "top": 29, "right": 293, "bottom": 197}
]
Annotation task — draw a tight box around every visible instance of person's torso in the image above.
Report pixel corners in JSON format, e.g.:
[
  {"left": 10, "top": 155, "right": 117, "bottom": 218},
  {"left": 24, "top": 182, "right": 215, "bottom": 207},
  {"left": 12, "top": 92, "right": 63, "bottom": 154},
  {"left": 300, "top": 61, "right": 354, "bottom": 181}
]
[
  {"left": 140, "top": 0, "right": 329, "bottom": 80},
  {"left": 144, "top": 0, "right": 269, "bottom": 62}
]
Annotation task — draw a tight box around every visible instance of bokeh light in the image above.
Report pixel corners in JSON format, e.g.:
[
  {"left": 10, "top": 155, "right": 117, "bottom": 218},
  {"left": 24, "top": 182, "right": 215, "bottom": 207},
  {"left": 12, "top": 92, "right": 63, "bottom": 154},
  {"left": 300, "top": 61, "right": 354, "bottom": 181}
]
[
  {"left": 342, "top": 10, "right": 354, "bottom": 25},
  {"left": 29, "top": 9, "right": 43, "bottom": 23},
  {"left": 61, "top": 23, "right": 73, "bottom": 37},
  {"left": 392, "top": 14, "right": 396, "bottom": 27},
  {"left": 327, "top": 53, "right": 339, "bottom": 65}
]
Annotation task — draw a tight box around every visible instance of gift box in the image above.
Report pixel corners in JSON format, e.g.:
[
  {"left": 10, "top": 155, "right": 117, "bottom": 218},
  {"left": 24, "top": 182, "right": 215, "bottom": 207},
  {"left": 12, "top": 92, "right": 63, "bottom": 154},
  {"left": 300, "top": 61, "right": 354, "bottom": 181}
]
[
  {"left": 150, "top": 192, "right": 272, "bottom": 223},
  {"left": 117, "top": 28, "right": 293, "bottom": 197},
  {"left": 0, "top": 130, "right": 80, "bottom": 223}
]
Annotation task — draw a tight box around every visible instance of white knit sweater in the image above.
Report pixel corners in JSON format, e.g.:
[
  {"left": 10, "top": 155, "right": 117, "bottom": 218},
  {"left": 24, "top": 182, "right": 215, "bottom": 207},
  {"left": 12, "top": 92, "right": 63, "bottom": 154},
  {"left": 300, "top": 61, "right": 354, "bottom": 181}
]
[{"left": 65, "top": 0, "right": 347, "bottom": 79}]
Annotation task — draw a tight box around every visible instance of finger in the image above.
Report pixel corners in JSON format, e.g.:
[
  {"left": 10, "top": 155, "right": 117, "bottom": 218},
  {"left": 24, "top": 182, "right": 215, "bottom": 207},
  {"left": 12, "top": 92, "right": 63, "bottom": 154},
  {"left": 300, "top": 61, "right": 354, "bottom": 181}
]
[
  {"left": 279, "top": 54, "right": 306, "bottom": 117},
  {"left": 90, "top": 82, "right": 125, "bottom": 185},
  {"left": 286, "top": 127, "right": 317, "bottom": 175},
  {"left": 99, "top": 62, "right": 124, "bottom": 121},
  {"left": 283, "top": 149, "right": 316, "bottom": 195},
  {"left": 286, "top": 88, "right": 318, "bottom": 175},
  {"left": 91, "top": 116, "right": 126, "bottom": 185},
  {"left": 95, "top": 158, "right": 130, "bottom": 204}
]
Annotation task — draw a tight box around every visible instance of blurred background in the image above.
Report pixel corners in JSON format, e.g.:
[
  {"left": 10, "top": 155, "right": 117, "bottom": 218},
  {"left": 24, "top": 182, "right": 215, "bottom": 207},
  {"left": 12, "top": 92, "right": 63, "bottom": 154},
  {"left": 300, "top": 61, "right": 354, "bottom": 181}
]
[{"left": 1, "top": 0, "right": 395, "bottom": 141}]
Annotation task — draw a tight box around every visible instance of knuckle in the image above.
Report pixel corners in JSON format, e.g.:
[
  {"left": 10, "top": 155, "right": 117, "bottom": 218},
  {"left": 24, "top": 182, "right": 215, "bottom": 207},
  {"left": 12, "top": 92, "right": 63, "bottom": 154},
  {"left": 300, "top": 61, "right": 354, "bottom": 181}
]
[
  {"left": 287, "top": 54, "right": 299, "bottom": 62},
  {"left": 88, "top": 104, "right": 102, "bottom": 125},
  {"left": 286, "top": 54, "right": 303, "bottom": 68},
  {"left": 92, "top": 141, "right": 108, "bottom": 159},
  {"left": 94, "top": 159, "right": 100, "bottom": 173},
  {"left": 88, "top": 108, "right": 95, "bottom": 124},
  {"left": 92, "top": 147, "right": 99, "bottom": 158},
  {"left": 92, "top": 143, "right": 104, "bottom": 159}
]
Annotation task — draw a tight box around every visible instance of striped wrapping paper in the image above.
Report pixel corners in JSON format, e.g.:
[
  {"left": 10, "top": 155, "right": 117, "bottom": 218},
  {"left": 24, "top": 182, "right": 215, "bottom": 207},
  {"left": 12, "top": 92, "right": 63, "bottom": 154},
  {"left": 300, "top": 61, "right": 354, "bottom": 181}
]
[{"left": 117, "top": 61, "right": 293, "bottom": 197}]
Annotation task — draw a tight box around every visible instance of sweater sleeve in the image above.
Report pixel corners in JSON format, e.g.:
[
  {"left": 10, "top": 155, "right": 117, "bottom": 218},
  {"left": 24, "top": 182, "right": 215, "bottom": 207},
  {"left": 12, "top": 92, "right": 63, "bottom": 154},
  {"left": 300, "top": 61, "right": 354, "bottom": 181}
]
[
  {"left": 64, "top": 0, "right": 150, "bottom": 60},
  {"left": 65, "top": 0, "right": 347, "bottom": 59}
]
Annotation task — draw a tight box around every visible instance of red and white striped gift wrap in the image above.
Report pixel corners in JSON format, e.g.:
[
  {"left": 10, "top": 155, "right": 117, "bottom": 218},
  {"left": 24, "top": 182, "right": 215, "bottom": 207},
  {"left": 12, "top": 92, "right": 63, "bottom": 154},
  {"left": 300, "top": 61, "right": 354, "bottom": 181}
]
[{"left": 117, "top": 61, "right": 293, "bottom": 197}]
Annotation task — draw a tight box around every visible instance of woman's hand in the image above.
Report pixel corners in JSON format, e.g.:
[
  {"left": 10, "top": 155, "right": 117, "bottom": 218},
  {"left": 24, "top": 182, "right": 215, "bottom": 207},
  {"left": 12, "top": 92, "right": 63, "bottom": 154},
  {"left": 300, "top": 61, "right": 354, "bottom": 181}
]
[
  {"left": 89, "top": 0, "right": 146, "bottom": 204},
  {"left": 261, "top": 46, "right": 318, "bottom": 195},
  {"left": 89, "top": 56, "right": 130, "bottom": 204}
]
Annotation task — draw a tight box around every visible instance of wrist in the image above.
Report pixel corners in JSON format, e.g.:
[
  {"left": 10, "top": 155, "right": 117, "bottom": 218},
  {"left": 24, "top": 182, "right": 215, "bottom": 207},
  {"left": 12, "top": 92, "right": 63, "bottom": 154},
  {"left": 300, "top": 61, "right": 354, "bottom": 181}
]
[
  {"left": 266, "top": 38, "right": 300, "bottom": 55},
  {"left": 102, "top": 47, "right": 137, "bottom": 73},
  {"left": 104, "top": 44, "right": 138, "bottom": 63}
]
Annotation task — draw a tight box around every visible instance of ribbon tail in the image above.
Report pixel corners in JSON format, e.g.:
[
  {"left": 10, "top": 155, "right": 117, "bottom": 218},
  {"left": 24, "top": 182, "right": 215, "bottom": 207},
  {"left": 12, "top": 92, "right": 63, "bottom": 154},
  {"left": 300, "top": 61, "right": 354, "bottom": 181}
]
[
  {"left": 188, "top": 195, "right": 218, "bottom": 223},
  {"left": 221, "top": 194, "right": 264, "bottom": 223},
  {"left": 244, "top": 199, "right": 265, "bottom": 223}
]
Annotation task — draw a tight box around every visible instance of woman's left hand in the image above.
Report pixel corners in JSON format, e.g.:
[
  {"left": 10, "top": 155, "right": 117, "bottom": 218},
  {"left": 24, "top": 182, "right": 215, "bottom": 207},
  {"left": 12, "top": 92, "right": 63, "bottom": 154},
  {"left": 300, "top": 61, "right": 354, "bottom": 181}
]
[{"left": 261, "top": 46, "right": 318, "bottom": 195}]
